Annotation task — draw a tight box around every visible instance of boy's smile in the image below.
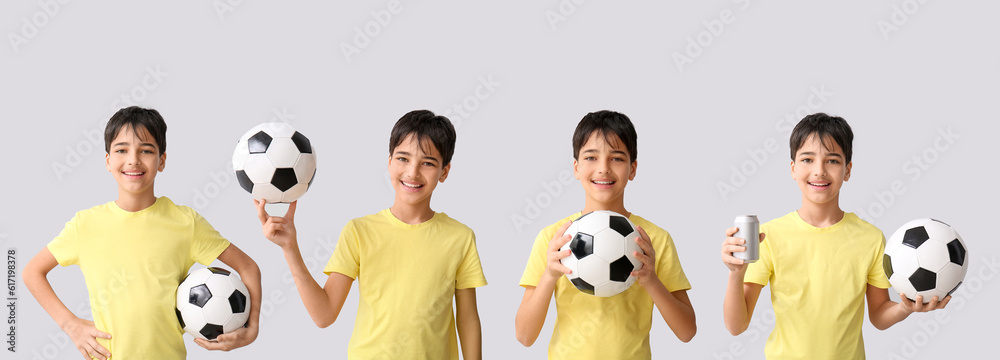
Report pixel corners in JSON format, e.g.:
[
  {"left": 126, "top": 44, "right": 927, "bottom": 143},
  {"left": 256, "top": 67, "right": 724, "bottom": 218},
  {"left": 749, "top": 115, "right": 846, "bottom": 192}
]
[
  {"left": 574, "top": 132, "right": 636, "bottom": 211},
  {"left": 791, "top": 134, "right": 851, "bottom": 207}
]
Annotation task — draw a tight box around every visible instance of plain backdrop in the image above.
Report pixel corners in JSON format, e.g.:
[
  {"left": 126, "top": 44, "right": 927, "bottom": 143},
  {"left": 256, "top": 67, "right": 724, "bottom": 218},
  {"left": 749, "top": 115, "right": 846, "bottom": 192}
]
[{"left": 2, "top": 1, "right": 998, "bottom": 359}]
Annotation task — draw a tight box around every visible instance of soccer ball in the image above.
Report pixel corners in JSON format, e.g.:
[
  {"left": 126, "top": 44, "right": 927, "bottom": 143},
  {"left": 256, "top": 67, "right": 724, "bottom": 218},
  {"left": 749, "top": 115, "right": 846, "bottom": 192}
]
[
  {"left": 559, "top": 210, "right": 644, "bottom": 297},
  {"left": 883, "top": 218, "right": 968, "bottom": 303},
  {"left": 176, "top": 267, "right": 251, "bottom": 340},
  {"left": 232, "top": 122, "right": 317, "bottom": 204}
]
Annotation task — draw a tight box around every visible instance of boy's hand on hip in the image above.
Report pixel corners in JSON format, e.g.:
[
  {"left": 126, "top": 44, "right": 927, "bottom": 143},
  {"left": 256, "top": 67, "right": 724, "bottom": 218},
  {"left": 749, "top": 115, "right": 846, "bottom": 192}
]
[
  {"left": 545, "top": 221, "right": 574, "bottom": 279},
  {"left": 194, "top": 322, "right": 259, "bottom": 351},
  {"left": 61, "top": 317, "right": 111, "bottom": 360},
  {"left": 255, "top": 199, "right": 298, "bottom": 250},
  {"left": 631, "top": 225, "right": 659, "bottom": 289}
]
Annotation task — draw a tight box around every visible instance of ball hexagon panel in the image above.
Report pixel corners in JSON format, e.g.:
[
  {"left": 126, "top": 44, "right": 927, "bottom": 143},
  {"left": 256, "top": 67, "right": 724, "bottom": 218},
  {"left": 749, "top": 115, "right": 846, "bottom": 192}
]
[
  {"left": 232, "top": 140, "right": 250, "bottom": 171},
  {"left": 576, "top": 212, "right": 610, "bottom": 236},
  {"left": 242, "top": 154, "right": 276, "bottom": 185},
  {"left": 265, "top": 138, "right": 301, "bottom": 168},
  {"left": 592, "top": 228, "right": 626, "bottom": 262},
  {"left": 576, "top": 256, "right": 610, "bottom": 288},
  {"left": 251, "top": 183, "right": 283, "bottom": 204},
  {"left": 293, "top": 153, "right": 317, "bottom": 186},
  {"left": 934, "top": 264, "right": 967, "bottom": 297},
  {"left": 914, "top": 240, "right": 949, "bottom": 273}
]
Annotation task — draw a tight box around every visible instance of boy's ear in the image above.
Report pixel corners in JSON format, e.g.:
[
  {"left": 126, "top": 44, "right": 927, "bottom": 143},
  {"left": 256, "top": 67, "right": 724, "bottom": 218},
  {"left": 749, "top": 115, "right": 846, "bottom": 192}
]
[
  {"left": 789, "top": 160, "right": 795, "bottom": 179},
  {"left": 629, "top": 160, "right": 637, "bottom": 181},
  {"left": 158, "top": 153, "right": 167, "bottom": 172},
  {"left": 844, "top": 161, "right": 852, "bottom": 181},
  {"left": 573, "top": 159, "right": 580, "bottom": 180},
  {"left": 106, "top": 153, "right": 111, "bottom": 172},
  {"left": 439, "top": 163, "right": 451, "bottom": 183}
]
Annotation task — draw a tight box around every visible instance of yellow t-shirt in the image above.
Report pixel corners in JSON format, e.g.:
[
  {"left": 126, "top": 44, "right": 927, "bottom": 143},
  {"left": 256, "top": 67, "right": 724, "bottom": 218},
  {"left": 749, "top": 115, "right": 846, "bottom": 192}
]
[
  {"left": 745, "top": 211, "right": 891, "bottom": 360},
  {"left": 47, "top": 197, "right": 231, "bottom": 360},
  {"left": 323, "top": 209, "right": 488, "bottom": 360},
  {"left": 519, "top": 212, "right": 691, "bottom": 360}
]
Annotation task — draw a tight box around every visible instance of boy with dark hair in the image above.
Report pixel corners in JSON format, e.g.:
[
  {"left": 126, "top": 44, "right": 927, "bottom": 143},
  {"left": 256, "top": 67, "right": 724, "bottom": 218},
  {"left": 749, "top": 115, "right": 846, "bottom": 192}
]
[
  {"left": 256, "top": 109, "right": 486, "bottom": 359},
  {"left": 720, "top": 113, "right": 949, "bottom": 359},
  {"left": 516, "top": 110, "right": 697, "bottom": 359},
  {"left": 23, "top": 106, "right": 262, "bottom": 359}
]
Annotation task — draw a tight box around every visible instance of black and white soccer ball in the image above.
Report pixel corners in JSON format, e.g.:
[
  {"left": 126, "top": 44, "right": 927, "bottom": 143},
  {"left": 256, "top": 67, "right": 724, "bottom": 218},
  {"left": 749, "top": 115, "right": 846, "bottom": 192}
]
[
  {"left": 559, "top": 210, "right": 644, "bottom": 297},
  {"left": 232, "top": 122, "right": 317, "bottom": 204},
  {"left": 176, "top": 267, "right": 250, "bottom": 340},
  {"left": 883, "top": 218, "right": 968, "bottom": 303}
]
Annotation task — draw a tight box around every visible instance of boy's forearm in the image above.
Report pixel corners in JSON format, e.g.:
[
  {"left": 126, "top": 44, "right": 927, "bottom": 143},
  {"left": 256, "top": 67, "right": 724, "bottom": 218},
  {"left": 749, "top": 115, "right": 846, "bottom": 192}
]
[
  {"left": 646, "top": 280, "right": 696, "bottom": 342},
  {"left": 23, "top": 250, "right": 78, "bottom": 328},
  {"left": 514, "top": 272, "right": 558, "bottom": 346},
  {"left": 455, "top": 290, "right": 482, "bottom": 360},
  {"left": 871, "top": 299, "right": 910, "bottom": 330},
  {"left": 723, "top": 271, "right": 751, "bottom": 335},
  {"left": 280, "top": 242, "right": 337, "bottom": 327}
]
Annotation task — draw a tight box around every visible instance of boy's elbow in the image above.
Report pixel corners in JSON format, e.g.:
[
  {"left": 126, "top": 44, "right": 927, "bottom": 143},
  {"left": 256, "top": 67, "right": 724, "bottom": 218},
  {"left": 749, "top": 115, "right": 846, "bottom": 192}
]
[
  {"left": 515, "top": 332, "right": 535, "bottom": 347},
  {"left": 725, "top": 322, "right": 747, "bottom": 336},
  {"left": 313, "top": 315, "right": 337, "bottom": 329},
  {"left": 679, "top": 325, "right": 697, "bottom": 343}
]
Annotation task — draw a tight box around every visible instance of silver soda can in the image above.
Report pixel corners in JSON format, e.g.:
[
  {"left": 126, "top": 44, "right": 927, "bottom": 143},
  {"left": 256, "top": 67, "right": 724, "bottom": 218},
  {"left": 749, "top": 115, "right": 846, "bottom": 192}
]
[{"left": 734, "top": 215, "right": 760, "bottom": 263}]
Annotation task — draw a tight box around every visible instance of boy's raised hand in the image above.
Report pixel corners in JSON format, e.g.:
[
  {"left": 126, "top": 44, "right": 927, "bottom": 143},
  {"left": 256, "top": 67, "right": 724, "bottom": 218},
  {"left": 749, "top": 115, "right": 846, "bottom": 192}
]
[
  {"left": 545, "top": 221, "right": 574, "bottom": 279},
  {"left": 62, "top": 317, "right": 111, "bottom": 360},
  {"left": 255, "top": 199, "right": 297, "bottom": 250},
  {"left": 630, "top": 226, "right": 658, "bottom": 288},
  {"left": 721, "top": 226, "right": 765, "bottom": 272}
]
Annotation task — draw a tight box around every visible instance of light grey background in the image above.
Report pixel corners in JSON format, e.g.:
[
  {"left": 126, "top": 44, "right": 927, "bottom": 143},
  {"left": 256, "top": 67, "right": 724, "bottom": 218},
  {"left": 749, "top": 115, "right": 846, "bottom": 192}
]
[{"left": 2, "top": 1, "right": 998, "bottom": 359}]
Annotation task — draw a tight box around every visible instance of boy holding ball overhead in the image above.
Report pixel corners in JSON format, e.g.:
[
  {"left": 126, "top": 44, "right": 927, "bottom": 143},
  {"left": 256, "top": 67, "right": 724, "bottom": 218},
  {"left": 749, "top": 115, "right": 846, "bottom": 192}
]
[
  {"left": 515, "top": 110, "right": 697, "bottom": 359},
  {"left": 256, "top": 110, "right": 487, "bottom": 359},
  {"left": 720, "top": 113, "right": 949, "bottom": 359},
  {"left": 22, "top": 106, "right": 262, "bottom": 359}
]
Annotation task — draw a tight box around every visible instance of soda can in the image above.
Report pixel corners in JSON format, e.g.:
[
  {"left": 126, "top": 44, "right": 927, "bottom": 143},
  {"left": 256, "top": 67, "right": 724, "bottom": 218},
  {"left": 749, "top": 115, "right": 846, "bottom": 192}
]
[{"left": 734, "top": 215, "right": 759, "bottom": 263}]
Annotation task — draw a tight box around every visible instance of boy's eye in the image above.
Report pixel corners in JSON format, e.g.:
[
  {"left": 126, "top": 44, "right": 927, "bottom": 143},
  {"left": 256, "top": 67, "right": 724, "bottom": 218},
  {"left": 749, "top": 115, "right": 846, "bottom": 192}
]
[
  {"left": 422, "top": 162, "right": 436, "bottom": 167},
  {"left": 827, "top": 159, "right": 840, "bottom": 164},
  {"left": 115, "top": 149, "right": 126, "bottom": 154},
  {"left": 584, "top": 156, "right": 596, "bottom": 161},
  {"left": 801, "top": 158, "right": 812, "bottom": 163},
  {"left": 142, "top": 150, "right": 155, "bottom": 154},
  {"left": 397, "top": 157, "right": 408, "bottom": 162},
  {"left": 612, "top": 157, "right": 625, "bottom": 162}
]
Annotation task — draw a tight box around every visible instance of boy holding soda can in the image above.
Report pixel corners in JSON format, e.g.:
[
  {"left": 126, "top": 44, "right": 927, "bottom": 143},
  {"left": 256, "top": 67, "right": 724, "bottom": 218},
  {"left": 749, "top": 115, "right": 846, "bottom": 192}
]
[{"left": 719, "top": 114, "right": 950, "bottom": 359}]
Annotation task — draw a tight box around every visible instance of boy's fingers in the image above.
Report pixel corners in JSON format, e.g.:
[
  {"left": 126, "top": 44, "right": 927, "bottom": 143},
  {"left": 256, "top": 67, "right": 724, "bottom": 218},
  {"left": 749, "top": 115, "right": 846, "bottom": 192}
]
[
  {"left": 549, "top": 234, "right": 572, "bottom": 251},
  {"left": 938, "top": 296, "right": 951, "bottom": 309},
  {"left": 91, "top": 329, "right": 111, "bottom": 339},
  {"left": 255, "top": 199, "right": 268, "bottom": 225},
  {"left": 285, "top": 201, "right": 297, "bottom": 221},
  {"left": 725, "top": 227, "right": 738, "bottom": 237}
]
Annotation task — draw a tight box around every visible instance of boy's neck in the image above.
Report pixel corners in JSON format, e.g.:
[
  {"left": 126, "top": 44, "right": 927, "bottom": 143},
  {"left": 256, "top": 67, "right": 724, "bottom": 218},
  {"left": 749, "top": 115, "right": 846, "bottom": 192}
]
[
  {"left": 797, "top": 200, "right": 844, "bottom": 228},
  {"left": 116, "top": 191, "right": 157, "bottom": 212},
  {"left": 389, "top": 201, "right": 435, "bottom": 225},
  {"left": 582, "top": 199, "right": 630, "bottom": 218}
]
